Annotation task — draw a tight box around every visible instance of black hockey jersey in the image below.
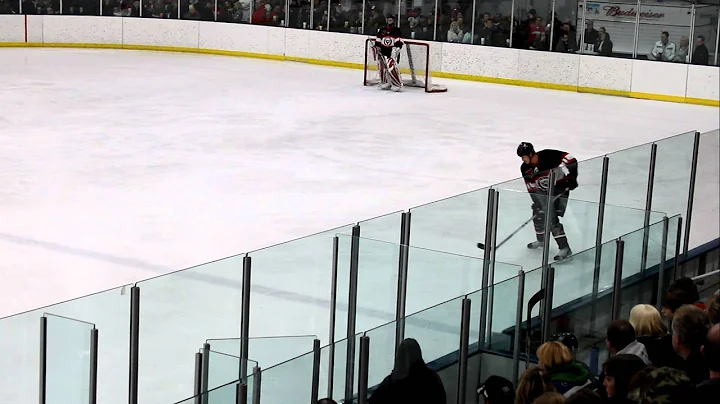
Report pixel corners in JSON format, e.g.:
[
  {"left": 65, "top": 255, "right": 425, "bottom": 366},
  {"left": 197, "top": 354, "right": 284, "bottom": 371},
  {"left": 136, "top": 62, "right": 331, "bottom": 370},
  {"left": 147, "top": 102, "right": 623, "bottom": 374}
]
[
  {"left": 520, "top": 149, "right": 578, "bottom": 194},
  {"left": 375, "top": 25, "right": 403, "bottom": 57}
]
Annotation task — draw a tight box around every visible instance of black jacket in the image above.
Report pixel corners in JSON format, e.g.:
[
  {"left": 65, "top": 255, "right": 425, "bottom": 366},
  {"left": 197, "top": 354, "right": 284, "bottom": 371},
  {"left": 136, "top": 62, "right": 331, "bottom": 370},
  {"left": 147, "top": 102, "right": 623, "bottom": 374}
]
[
  {"left": 369, "top": 339, "right": 446, "bottom": 404},
  {"left": 636, "top": 335, "right": 684, "bottom": 369}
]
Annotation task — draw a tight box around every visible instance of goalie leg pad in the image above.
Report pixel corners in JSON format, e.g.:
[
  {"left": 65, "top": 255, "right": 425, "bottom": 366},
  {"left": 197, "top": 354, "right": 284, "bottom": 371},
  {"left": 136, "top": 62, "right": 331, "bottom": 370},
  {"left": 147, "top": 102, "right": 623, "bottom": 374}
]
[{"left": 386, "top": 57, "right": 403, "bottom": 88}]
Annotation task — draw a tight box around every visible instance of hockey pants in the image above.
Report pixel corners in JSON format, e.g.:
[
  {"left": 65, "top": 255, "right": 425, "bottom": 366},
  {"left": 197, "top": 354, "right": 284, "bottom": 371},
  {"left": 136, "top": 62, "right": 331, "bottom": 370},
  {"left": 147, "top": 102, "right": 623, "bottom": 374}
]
[
  {"left": 373, "top": 47, "right": 403, "bottom": 88},
  {"left": 531, "top": 191, "right": 570, "bottom": 249}
]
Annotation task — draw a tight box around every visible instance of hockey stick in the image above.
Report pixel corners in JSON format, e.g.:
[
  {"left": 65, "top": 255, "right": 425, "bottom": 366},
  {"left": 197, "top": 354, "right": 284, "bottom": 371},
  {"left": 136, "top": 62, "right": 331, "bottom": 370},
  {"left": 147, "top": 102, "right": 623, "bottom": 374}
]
[{"left": 476, "top": 193, "right": 564, "bottom": 250}]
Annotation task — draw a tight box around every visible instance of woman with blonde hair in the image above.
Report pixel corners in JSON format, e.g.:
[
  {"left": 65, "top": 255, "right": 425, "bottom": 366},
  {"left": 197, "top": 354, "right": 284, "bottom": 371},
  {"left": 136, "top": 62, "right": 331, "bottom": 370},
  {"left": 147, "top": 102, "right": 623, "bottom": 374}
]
[
  {"left": 516, "top": 366, "right": 555, "bottom": 404},
  {"left": 629, "top": 304, "right": 682, "bottom": 368},
  {"left": 536, "top": 342, "right": 593, "bottom": 399},
  {"left": 533, "top": 392, "right": 565, "bottom": 403}
]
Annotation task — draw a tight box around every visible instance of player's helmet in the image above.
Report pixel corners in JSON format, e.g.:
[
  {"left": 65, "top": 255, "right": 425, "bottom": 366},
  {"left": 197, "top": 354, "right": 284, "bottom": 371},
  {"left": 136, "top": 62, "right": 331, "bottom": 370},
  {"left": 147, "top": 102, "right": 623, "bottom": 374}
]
[
  {"left": 551, "top": 332, "right": 579, "bottom": 353},
  {"left": 517, "top": 142, "right": 535, "bottom": 157}
]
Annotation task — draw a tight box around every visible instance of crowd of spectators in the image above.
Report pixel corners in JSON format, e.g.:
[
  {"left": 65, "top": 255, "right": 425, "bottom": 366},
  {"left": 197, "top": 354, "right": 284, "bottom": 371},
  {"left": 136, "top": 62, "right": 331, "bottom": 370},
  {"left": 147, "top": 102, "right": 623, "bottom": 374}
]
[
  {"left": 1, "top": 0, "right": 715, "bottom": 65},
  {"left": 313, "top": 278, "right": 719, "bottom": 404}
]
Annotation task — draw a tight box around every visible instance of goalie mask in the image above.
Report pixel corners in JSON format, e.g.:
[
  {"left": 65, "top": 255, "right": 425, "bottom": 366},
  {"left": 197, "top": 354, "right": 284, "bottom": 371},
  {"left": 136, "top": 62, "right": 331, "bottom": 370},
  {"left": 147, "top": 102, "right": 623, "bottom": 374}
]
[{"left": 386, "top": 15, "right": 397, "bottom": 26}]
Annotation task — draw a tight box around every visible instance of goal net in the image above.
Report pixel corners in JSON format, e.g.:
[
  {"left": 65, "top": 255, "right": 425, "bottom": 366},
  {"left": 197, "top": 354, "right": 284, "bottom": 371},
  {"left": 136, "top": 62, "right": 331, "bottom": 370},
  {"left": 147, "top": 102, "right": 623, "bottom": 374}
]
[{"left": 363, "top": 38, "right": 447, "bottom": 93}]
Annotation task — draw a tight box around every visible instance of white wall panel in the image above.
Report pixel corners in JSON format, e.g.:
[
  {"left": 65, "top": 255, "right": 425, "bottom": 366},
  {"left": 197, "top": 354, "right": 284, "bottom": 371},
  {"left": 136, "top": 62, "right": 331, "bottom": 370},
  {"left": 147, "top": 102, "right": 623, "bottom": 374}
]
[
  {"left": 441, "top": 43, "right": 519, "bottom": 80},
  {"left": 43, "top": 15, "right": 122, "bottom": 44},
  {"left": 578, "top": 55, "right": 632, "bottom": 92},
  {"left": 198, "top": 21, "right": 271, "bottom": 55},
  {"left": 517, "top": 50, "right": 579, "bottom": 87},
  {"left": 685, "top": 65, "right": 719, "bottom": 102},
  {"left": 0, "top": 15, "right": 25, "bottom": 42},
  {"left": 266, "top": 26, "right": 286, "bottom": 57},
  {"left": 284, "top": 29, "right": 314, "bottom": 60},
  {"left": 122, "top": 18, "right": 198, "bottom": 49},
  {"left": 630, "top": 59, "right": 688, "bottom": 98},
  {"left": 26, "top": 15, "right": 44, "bottom": 43}
]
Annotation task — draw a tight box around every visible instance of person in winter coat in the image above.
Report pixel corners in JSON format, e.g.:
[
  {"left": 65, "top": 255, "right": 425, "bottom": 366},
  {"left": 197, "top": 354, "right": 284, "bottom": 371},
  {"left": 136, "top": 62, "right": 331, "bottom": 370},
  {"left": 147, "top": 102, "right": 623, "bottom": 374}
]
[
  {"left": 671, "top": 304, "right": 712, "bottom": 385},
  {"left": 629, "top": 304, "right": 684, "bottom": 369},
  {"left": 602, "top": 354, "right": 647, "bottom": 404},
  {"left": 447, "top": 21, "right": 463, "bottom": 43},
  {"left": 595, "top": 29, "right": 613, "bottom": 57},
  {"left": 515, "top": 366, "right": 556, "bottom": 404},
  {"left": 606, "top": 320, "right": 651, "bottom": 365},
  {"left": 692, "top": 36, "right": 710, "bottom": 65},
  {"left": 536, "top": 342, "right": 594, "bottom": 399},
  {"left": 648, "top": 31, "right": 676, "bottom": 62},
  {"left": 368, "top": 338, "right": 446, "bottom": 404}
]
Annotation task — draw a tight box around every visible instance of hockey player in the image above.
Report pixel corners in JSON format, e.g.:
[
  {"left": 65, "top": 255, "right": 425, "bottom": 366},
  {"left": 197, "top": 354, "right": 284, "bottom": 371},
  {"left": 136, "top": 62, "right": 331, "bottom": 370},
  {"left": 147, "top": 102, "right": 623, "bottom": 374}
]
[
  {"left": 372, "top": 15, "right": 404, "bottom": 91},
  {"left": 517, "top": 142, "right": 578, "bottom": 261}
]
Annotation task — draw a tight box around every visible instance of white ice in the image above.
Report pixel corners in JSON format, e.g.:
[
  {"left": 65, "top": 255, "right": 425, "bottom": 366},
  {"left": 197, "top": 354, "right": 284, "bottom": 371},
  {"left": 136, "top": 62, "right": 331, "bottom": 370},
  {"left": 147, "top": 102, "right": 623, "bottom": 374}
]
[{"left": 0, "top": 48, "right": 718, "bottom": 404}]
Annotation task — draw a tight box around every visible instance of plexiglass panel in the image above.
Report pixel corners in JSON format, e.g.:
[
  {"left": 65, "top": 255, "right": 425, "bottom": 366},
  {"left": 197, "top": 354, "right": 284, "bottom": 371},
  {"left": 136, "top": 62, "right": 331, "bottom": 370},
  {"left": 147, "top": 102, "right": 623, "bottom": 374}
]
[
  {"left": 259, "top": 349, "right": 316, "bottom": 402},
  {"left": 409, "top": 187, "right": 490, "bottom": 257},
  {"left": 137, "top": 256, "right": 244, "bottom": 404},
  {"left": 206, "top": 350, "right": 258, "bottom": 392},
  {"left": 206, "top": 335, "right": 318, "bottom": 370},
  {"left": 45, "top": 314, "right": 95, "bottom": 404},
  {"left": 652, "top": 131, "right": 695, "bottom": 241},
  {"left": 247, "top": 224, "right": 354, "bottom": 351},
  {"left": 0, "top": 285, "right": 130, "bottom": 404}
]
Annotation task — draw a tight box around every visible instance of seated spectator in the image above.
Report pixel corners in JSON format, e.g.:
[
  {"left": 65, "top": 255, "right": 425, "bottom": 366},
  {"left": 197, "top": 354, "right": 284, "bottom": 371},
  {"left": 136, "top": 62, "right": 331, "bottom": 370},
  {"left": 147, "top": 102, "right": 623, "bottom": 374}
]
[
  {"left": 368, "top": 338, "right": 446, "bottom": 404},
  {"left": 478, "top": 375, "right": 515, "bottom": 404},
  {"left": 555, "top": 33, "right": 577, "bottom": 53},
  {"left": 602, "top": 354, "right": 647, "bottom": 403},
  {"left": 533, "top": 392, "right": 565, "bottom": 403},
  {"left": 667, "top": 277, "right": 705, "bottom": 310},
  {"left": 606, "top": 320, "right": 651, "bottom": 365},
  {"left": 516, "top": 366, "right": 556, "bottom": 404},
  {"left": 564, "top": 387, "right": 602, "bottom": 404},
  {"left": 648, "top": 31, "right": 676, "bottom": 62},
  {"left": 531, "top": 32, "right": 549, "bottom": 51},
  {"left": 672, "top": 304, "right": 712, "bottom": 384},
  {"left": 629, "top": 367, "right": 695, "bottom": 403},
  {"left": 630, "top": 304, "right": 682, "bottom": 369},
  {"left": 583, "top": 20, "right": 599, "bottom": 50},
  {"left": 537, "top": 342, "right": 594, "bottom": 398},
  {"left": 662, "top": 289, "right": 697, "bottom": 323},
  {"left": 447, "top": 21, "right": 463, "bottom": 43},
  {"left": 706, "top": 289, "right": 720, "bottom": 324},
  {"left": 697, "top": 324, "right": 720, "bottom": 400},
  {"left": 692, "top": 36, "right": 709, "bottom": 65},
  {"left": 594, "top": 29, "right": 612, "bottom": 57}
]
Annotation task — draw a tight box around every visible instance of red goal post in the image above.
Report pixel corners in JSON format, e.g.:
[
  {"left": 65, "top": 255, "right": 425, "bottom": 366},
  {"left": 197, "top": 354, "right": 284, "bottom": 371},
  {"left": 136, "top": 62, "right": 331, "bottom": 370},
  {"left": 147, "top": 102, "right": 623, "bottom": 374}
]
[{"left": 363, "top": 38, "right": 447, "bottom": 93}]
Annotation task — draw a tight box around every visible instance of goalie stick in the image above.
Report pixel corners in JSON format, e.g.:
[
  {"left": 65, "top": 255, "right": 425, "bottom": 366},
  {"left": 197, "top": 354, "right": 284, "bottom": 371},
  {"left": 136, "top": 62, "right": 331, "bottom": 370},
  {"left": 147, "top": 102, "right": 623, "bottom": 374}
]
[{"left": 476, "top": 193, "right": 564, "bottom": 250}]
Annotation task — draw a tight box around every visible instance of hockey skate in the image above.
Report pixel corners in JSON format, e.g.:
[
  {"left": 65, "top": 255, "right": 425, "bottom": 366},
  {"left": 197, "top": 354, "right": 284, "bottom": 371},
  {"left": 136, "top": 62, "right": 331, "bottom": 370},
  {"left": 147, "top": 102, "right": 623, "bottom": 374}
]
[
  {"left": 554, "top": 247, "right": 573, "bottom": 262},
  {"left": 379, "top": 82, "right": 392, "bottom": 90},
  {"left": 527, "top": 240, "right": 543, "bottom": 249},
  {"left": 391, "top": 85, "right": 402, "bottom": 92}
]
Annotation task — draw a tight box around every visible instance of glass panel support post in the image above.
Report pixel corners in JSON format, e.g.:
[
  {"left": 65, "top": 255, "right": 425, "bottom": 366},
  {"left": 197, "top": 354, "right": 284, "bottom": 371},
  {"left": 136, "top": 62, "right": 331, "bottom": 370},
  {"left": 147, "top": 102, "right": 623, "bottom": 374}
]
[
  {"left": 478, "top": 188, "right": 496, "bottom": 349},
  {"left": 590, "top": 156, "right": 609, "bottom": 334},
  {"left": 683, "top": 132, "right": 700, "bottom": 255},
  {"left": 395, "top": 212, "right": 412, "bottom": 353},
  {"left": 357, "top": 336, "right": 370, "bottom": 404},
  {"left": 656, "top": 217, "right": 670, "bottom": 312},
  {"left": 457, "top": 298, "right": 471, "bottom": 404},
  {"left": 344, "top": 224, "right": 361, "bottom": 402},
  {"left": 326, "top": 236, "right": 339, "bottom": 398},
  {"left": 612, "top": 239, "right": 625, "bottom": 321},
  {"left": 512, "top": 270, "right": 525, "bottom": 383},
  {"left": 641, "top": 143, "right": 658, "bottom": 274},
  {"left": 240, "top": 256, "right": 252, "bottom": 381}
]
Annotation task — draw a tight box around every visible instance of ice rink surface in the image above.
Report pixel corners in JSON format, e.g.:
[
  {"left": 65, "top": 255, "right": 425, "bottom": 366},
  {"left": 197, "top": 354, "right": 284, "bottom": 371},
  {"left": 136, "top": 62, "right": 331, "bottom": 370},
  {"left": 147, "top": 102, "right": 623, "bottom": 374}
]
[{"left": 0, "top": 48, "right": 718, "bottom": 403}]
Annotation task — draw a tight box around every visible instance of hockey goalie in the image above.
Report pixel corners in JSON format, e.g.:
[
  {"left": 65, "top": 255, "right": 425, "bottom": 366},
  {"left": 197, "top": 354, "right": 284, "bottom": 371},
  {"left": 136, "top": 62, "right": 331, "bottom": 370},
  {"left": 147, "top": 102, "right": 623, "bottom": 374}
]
[{"left": 372, "top": 15, "right": 404, "bottom": 92}]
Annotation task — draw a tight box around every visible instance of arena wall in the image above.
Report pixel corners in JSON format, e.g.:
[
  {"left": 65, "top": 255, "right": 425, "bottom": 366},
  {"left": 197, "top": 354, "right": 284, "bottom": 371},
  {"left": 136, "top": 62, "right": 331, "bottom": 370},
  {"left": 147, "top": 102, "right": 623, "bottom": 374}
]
[{"left": 0, "top": 14, "right": 718, "bottom": 106}]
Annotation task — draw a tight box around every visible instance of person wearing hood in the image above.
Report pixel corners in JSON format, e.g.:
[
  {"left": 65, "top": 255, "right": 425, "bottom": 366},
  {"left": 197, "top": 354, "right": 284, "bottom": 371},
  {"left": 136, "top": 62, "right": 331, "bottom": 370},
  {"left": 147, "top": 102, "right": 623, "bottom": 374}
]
[
  {"left": 606, "top": 320, "right": 651, "bottom": 365},
  {"left": 536, "top": 342, "right": 594, "bottom": 399},
  {"left": 368, "top": 338, "right": 446, "bottom": 404}
]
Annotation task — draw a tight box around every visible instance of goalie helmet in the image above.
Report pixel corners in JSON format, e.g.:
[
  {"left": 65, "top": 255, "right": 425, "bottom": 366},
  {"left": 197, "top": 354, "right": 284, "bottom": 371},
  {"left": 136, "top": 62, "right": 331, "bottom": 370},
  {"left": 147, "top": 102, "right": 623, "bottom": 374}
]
[
  {"left": 517, "top": 142, "right": 535, "bottom": 157},
  {"left": 386, "top": 14, "right": 397, "bottom": 25}
]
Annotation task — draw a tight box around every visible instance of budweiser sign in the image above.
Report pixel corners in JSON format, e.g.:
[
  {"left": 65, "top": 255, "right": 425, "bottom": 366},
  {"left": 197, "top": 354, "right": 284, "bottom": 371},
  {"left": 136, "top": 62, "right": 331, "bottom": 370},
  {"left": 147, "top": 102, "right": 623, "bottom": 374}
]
[
  {"left": 583, "top": 2, "right": 692, "bottom": 25},
  {"left": 602, "top": 6, "right": 665, "bottom": 20}
]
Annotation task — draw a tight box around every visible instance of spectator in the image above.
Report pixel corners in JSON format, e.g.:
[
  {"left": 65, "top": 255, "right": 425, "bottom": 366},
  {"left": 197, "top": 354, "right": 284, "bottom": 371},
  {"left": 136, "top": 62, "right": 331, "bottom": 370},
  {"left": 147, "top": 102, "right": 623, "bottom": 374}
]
[
  {"left": 447, "top": 21, "right": 463, "bottom": 43},
  {"left": 606, "top": 320, "right": 651, "bottom": 365},
  {"left": 368, "top": 338, "right": 446, "bottom": 404},
  {"left": 630, "top": 304, "right": 682, "bottom": 369},
  {"left": 692, "top": 36, "right": 709, "bottom": 66},
  {"left": 551, "top": 333, "right": 579, "bottom": 356},
  {"left": 673, "top": 37, "right": 689, "bottom": 63},
  {"left": 668, "top": 278, "right": 705, "bottom": 310},
  {"left": 478, "top": 18, "right": 494, "bottom": 45},
  {"left": 602, "top": 354, "right": 647, "bottom": 403},
  {"left": 672, "top": 304, "right": 712, "bottom": 384},
  {"left": 555, "top": 33, "right": 577, "bottom": 53},
  {"left": 537, "top": 342, "right": 594, "bottom": 398},
  {"left": 317, "top": 399, "right": 337, "bottom": 404},
  {"left": 630, "top": 367, "right": 695, "bottom": 404},
  {"left": 533, "top": 392, "right": 565, "bottom": 403},
  {"left": 649, "top": 31, "right": 676, "bottom": 62},
  {"left": 706, "top": 289, "right": 720, "bottom": 324},
  {"left": 516, "top": 367, "right": 556, "bottom": 404},
  {"left": 478, "top": 375, "right": 515, "bottom": 404},
  {"left": 531, "top": 32, "right": 549, "bottom": 51},
  {"left": 662, "top": 289, "right": 696, "bottom": 322},
  {"left": 697, "top": 324, "right": 720, "bottom": 400},
  {"left": 583, "top": 20, "right": 598, "bottom": 50},
  {"left": 594, "top": 29, "right": 612, "bottom": 56},
  {"left": 564, "top": 388, "right": 602, "bottom": 404}
]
